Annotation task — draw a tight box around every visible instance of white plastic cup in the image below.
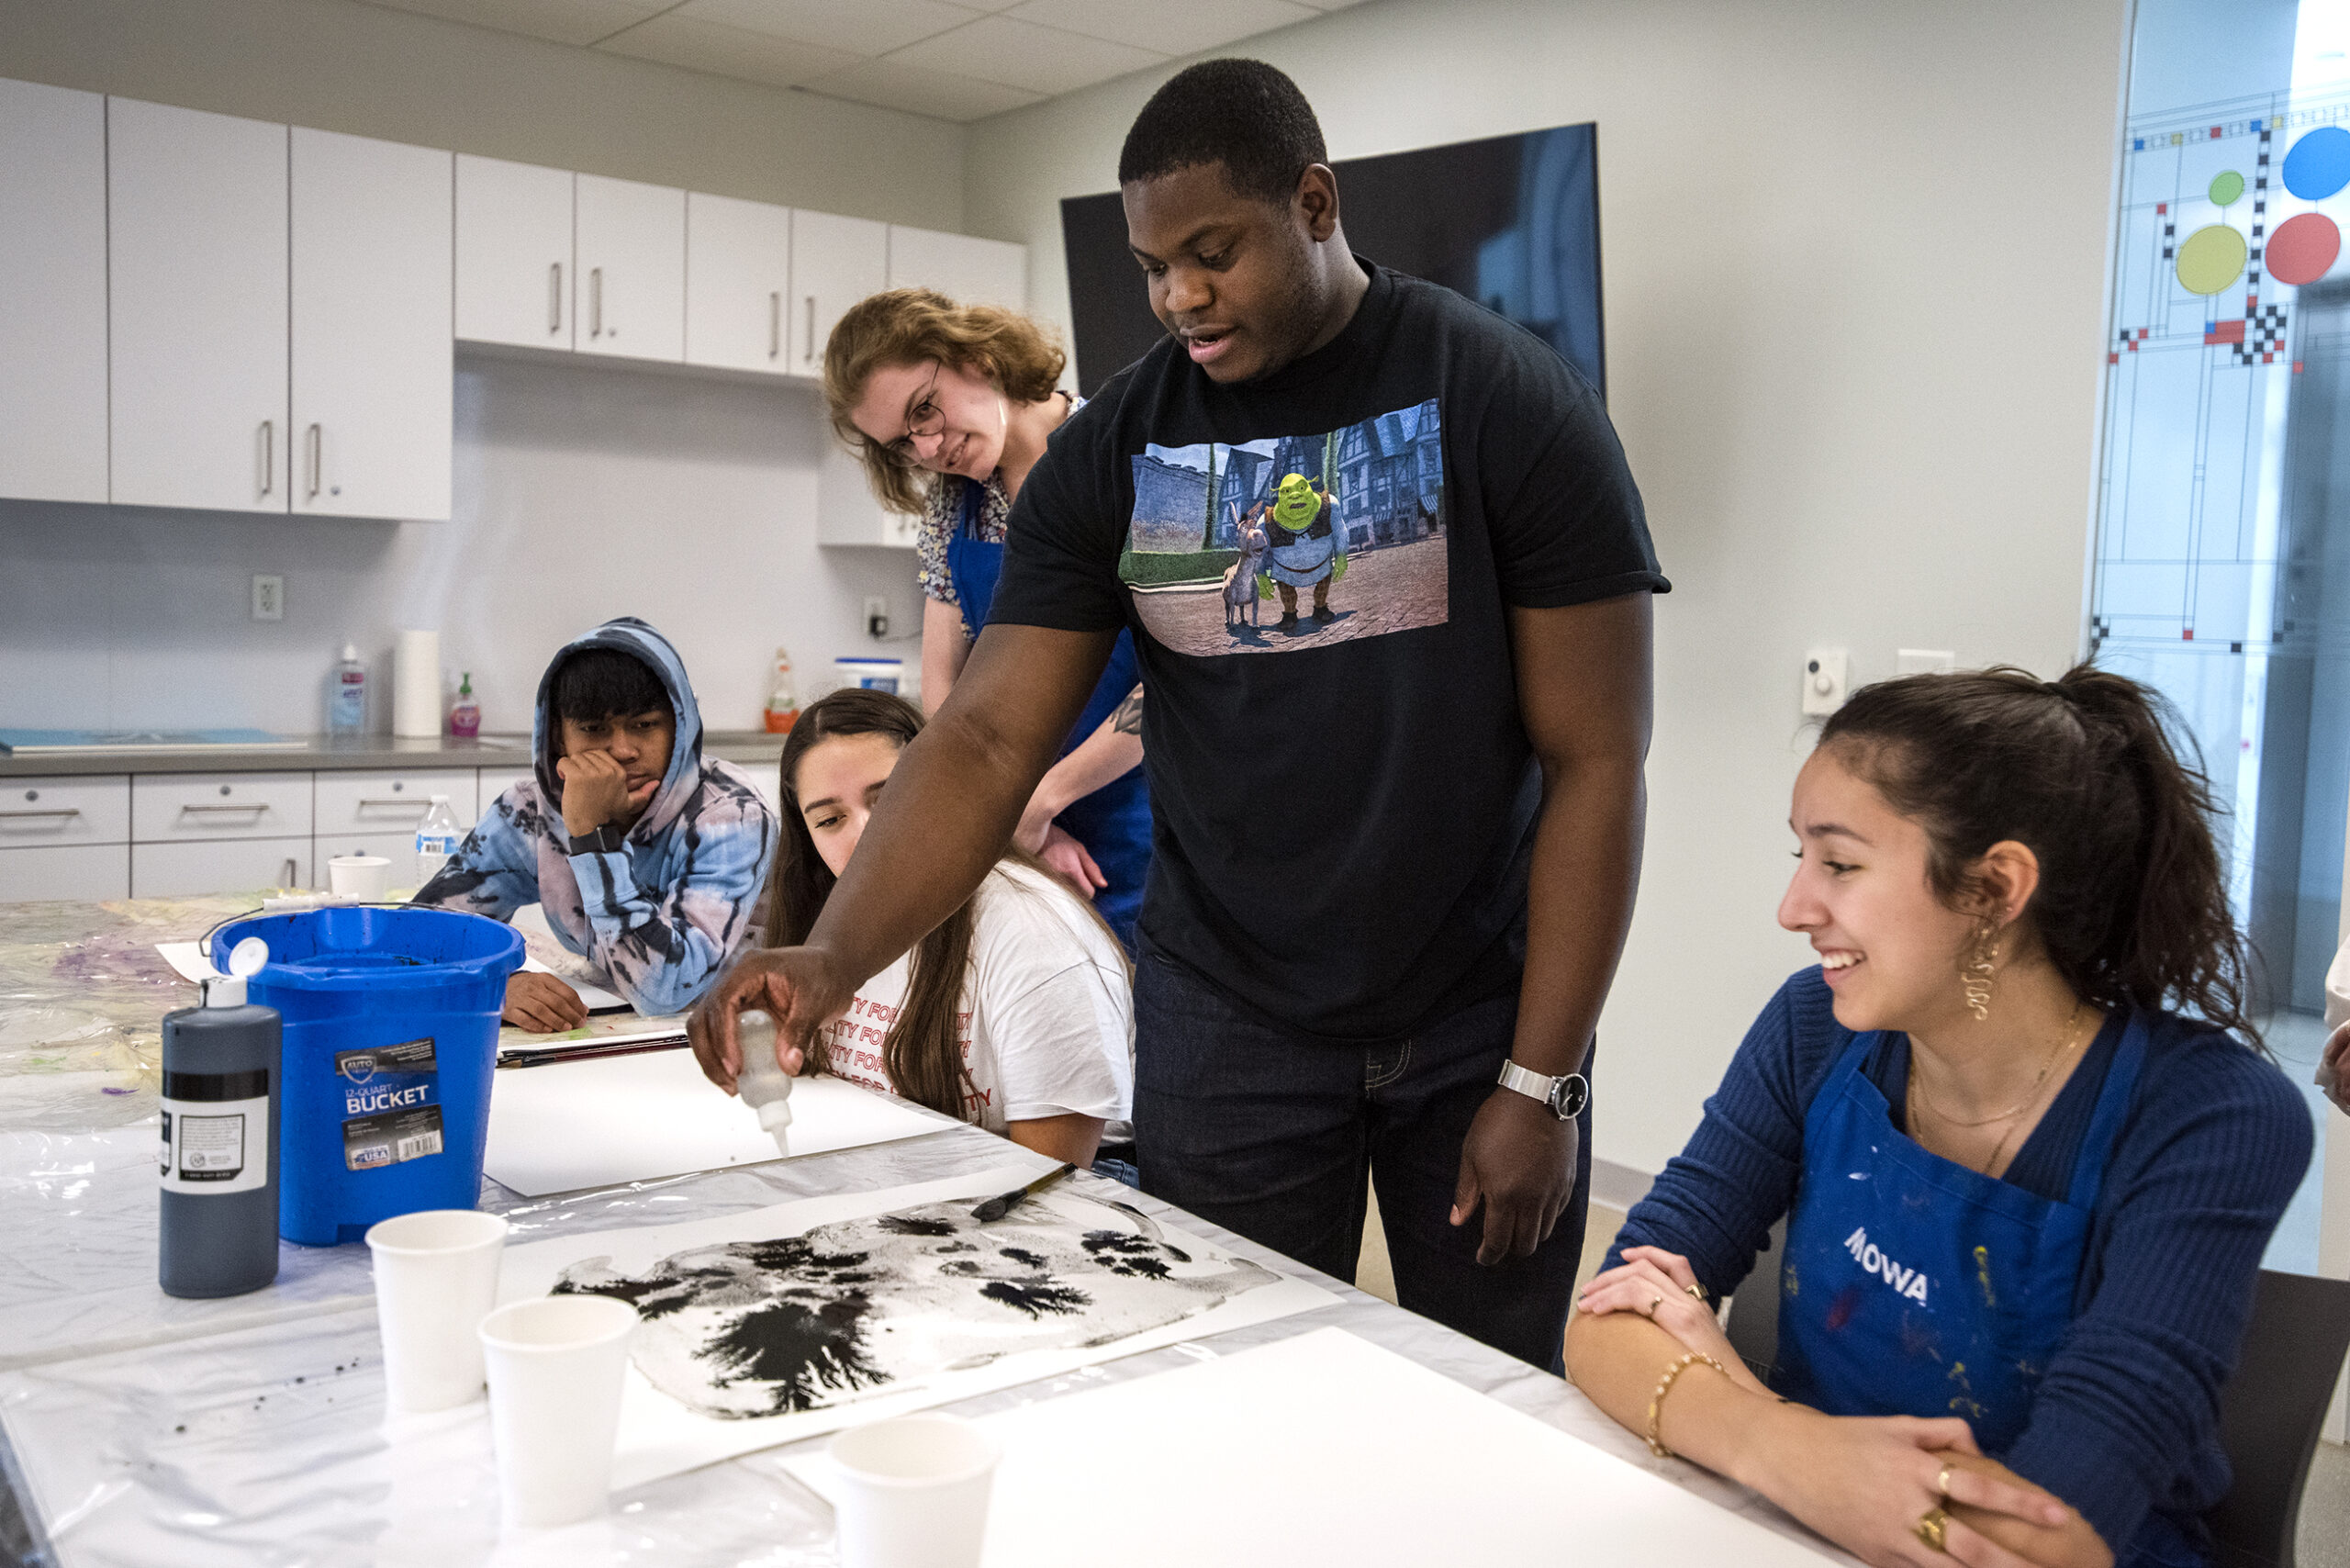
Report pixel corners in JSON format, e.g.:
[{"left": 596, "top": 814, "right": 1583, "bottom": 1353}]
[
  {"left": 829, "top": 1414, "right": 1002, "bottom": 1568},
  {"left": 478, "top": 1294, "right": 639, "bottom": 1529},
  {"left": 328, "top": 854, "right": 391, "bottom": 901},
  {"left": 364, "top": 1208, "right": 509, "bottom": 1412}
]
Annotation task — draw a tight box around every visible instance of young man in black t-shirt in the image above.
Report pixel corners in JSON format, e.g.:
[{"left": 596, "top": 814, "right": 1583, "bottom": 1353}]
[{"left": 690, "top": 61, "right": 1664, "bottom": 1372}]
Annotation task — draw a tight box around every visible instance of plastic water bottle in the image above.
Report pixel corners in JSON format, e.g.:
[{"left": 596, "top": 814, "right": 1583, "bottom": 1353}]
[
  {"left": 764, "top": 647, "right": 800, "bottom": 734},
  {"left": 414, "top": 794, "right": 462, "bottom": 888},
  {"left": 330, "top": 644, "right": 367, "bottom": 734},
  {"left": 160, "top": 937, "right": 281, "bottom": 1298},
  {"left": 734, "top": 1008, "right": 794, "bottom": 1156}
]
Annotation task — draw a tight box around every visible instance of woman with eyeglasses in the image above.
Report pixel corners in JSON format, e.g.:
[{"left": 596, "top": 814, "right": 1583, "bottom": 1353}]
[{"left": 822, "top": 289, "right": 1150, "bottom": 958}]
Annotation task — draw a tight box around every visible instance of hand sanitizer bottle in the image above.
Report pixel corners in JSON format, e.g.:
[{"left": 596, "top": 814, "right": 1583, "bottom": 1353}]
[
  {"left": 734, "top": 1008, "right": 795, "bottom": 1156},
  {"left": 330, "top": 644, "right": 366, "bottom": 735},
  {"left": 448, "top": 672, "right": 480, "bottom": 739},
  {"left": 414, "top": 794, "right": 462, "bottom": 887},
  {"left": 160, "top": 937, "right": 281, "bottom": 1298}
]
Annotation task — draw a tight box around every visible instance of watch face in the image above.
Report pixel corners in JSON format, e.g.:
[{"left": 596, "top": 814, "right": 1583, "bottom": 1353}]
[{"left": 1549, "top": 1074, "right": 1590, "bottom": 1120}]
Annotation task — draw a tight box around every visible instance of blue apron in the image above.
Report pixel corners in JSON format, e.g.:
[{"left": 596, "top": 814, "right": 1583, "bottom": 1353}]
[
  {"left": 1775, "top": 1020, "right": 2145, "bottom": 1456},
  {"left": 946, "top": 477, "right": 1151, "bottom": 954}
]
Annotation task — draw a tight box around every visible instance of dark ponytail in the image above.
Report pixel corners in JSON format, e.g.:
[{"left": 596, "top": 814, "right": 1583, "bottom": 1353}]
[{"left": 1818, "top": 664, "right": 2255, "bottom": 1046}]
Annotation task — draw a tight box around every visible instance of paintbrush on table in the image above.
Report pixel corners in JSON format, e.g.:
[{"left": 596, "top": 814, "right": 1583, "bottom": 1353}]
[{"left": 970, "top": 1162, "right": 1077, "bottom": 1222}]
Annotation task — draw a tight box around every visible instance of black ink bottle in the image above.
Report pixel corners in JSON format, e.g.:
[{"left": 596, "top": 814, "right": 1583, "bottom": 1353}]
[{"left": 160, "top": 937, "right": 281, "bottom": 1298}]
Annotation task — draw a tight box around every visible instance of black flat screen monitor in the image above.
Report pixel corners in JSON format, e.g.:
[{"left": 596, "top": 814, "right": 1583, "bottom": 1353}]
[{"left": 1059, "top": 122, "right": 1602, "bottom": 398}]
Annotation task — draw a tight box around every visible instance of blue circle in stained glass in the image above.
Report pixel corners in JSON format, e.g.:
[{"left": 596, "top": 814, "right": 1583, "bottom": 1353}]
[{"left": 2283, "top": 125, "right": 2350, "bottom": 200}]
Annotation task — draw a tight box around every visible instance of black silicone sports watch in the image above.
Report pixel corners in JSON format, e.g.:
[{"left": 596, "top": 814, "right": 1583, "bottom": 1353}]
[{"left": 567, "top": 823, "right": 627, "bottom": 855}]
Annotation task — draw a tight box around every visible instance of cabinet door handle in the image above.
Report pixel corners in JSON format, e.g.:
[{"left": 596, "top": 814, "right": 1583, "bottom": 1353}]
[
  {"left": 803, "top": 296, "right": 815, "bottom": 364},
  {"left": 0, "top": 808, "right": 80, "bottom": 821},
  {"left": 178, "top": 802, "right": 269, "bottom": 815},
  {"left": 357, "top": 797, "right": 430, "bottom": 812},
  {"left": 549, "top": 262, "right": 563, "bottom": 333},
  {"left": 258, "top": 420, "right": 274, "bottom": 496},
  {"left": 591, "top": 267, "right": 603, "bottom": 337},
  {"left": 306, "top": 423, "right": 322, "bottom": 500},
  {"left": 769, "top": 291, "right": 781, "bottom": 359}
]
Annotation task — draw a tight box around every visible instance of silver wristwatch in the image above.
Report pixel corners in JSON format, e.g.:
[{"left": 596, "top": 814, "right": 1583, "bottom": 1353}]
[{"left": 1496, "top": 1059, "right": 1590, "bottom": 1121}]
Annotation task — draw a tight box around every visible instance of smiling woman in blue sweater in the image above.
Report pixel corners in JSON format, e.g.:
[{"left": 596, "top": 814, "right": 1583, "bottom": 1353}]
[{"left": 1565, "top": 666, "right": 2311, "bottom": 1568}]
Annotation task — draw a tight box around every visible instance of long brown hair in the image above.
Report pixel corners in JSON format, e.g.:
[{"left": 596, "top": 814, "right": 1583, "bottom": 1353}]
[
  {"left": 1818, "top": 664, "right": 2256, "bottom": 1046},
  {"left": 822, "top": 287, "right": 1068, "bottom": 515},
  {"left": 763, "top": 688, "right": 1124, "bottom": 1120}
]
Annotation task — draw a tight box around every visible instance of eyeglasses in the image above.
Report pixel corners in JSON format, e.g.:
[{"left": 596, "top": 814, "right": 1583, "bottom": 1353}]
[{"left": 880, "top": 364, "right": 946, "bottom": 467}]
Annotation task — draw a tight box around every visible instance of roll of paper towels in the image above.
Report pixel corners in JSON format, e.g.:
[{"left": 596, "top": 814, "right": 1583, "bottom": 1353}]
[{"left": 395, "top": 629, "right": 442, "bottom": 738}]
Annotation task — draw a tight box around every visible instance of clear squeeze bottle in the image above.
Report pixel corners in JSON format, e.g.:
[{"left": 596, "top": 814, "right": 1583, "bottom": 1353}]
[
  {"left": 414, "top": 794, "right": 461, "bottom": 887},
  {"left": 734, "top": 1008, "right": 795, "bottom": 1155},
  {"left": 160, "top": 937, "right": 281, "bottom": 1299}
]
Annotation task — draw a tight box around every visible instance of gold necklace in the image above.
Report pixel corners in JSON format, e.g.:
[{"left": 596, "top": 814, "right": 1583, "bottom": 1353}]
[
  {"left": 1909, "top": 1001, "right": 2087, "bottom": 1127},
  {"left": 1908, "top": 1003, "right": 2098, "bottom": 1176}
]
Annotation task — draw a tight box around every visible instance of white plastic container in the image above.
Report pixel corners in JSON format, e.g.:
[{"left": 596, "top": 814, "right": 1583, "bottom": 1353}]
[
  {"left": 477, "top": 1294, "right": 638, "bottom": 1529},
  {"left": 829, "top": 1413, "right": 1002, "bottom": 1568},
  {"left": 835, "top": 657, "right": 903, "bottom": 694},
  {"left": 364, "top": 1208, "right": 509, "bottom": 1412},
  {"left": 734, "top": 1008, "right": 794, "bottom": 1155}
]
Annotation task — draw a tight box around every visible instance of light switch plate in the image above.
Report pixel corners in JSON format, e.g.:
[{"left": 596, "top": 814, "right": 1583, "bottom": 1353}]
[
  {"left": 252, "top": 575, "right": 284, "bottom": 622},
  {"left": 863, "top": 596, "right": 889, "bottom": 640},
  {"left": 1801, "top": 647, "right": 1849, "bottom": 716}
]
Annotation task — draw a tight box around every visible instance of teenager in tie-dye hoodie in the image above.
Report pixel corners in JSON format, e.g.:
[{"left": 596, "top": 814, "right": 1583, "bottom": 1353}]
[{"left": 415, "top": 618, "right": 778, "bottom": 1026}]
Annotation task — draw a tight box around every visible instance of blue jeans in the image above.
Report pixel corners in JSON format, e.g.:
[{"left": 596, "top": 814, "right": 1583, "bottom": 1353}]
[{"left": 1133, "top": 947, "right": 1591, "bottom": 1372}]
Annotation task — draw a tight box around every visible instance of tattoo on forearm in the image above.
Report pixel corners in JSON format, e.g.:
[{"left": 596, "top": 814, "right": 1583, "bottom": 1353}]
[{"left": 1113, "top": 686, "right": 1144, "bottom": 735}]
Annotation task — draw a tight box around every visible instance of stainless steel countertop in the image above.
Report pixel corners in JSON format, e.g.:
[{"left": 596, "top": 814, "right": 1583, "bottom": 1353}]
[{"left": 0, "top": 732, "right": 788, "bottom": 778}]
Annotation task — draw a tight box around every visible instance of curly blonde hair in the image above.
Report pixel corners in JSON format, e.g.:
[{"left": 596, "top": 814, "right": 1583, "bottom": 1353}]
[{"left": 822, "top": 288, "right": 1069, "bottom": 514}]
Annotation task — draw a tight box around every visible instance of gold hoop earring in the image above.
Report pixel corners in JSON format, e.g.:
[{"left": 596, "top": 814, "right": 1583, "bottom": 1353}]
[{"left": 1961, "top": 922, "right": 1999, "bottom": 1021}]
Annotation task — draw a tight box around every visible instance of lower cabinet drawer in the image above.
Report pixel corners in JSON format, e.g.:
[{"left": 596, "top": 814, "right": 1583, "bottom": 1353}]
[
  {"left": 317, "top": 829, "right": 427, "bottom": 890},
  {"left": 131, "top": 836, "right": 312, "bottom": 898},
  {"left": 0, "top": 843, "right": 131, "bottom": 902},
  {"left": 0, "top": 775, "right": 131, "bottom": 846},
  {"left": 132, "top": 773, "right": 313, "bottom": 843}
]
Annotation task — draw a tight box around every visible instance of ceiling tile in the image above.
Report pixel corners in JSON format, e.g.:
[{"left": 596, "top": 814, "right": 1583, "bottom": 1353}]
[
  {"left": 800, "top": 56, "right": 1046, "bottom": 121},
  {"left": 1003, "top": 0, "right": 1315, "bottom": 56},
  {"left": 669, "top": 0, "right": 981, "bottom": 56},
  {"left": 353, "top": 0, "right": 675, "bottom": 47},
  {"left": 888, "top": 15, "right": 1165, "bottom": 96},
  {"left": 595, "top": 12, "right": 866, "bottom": 87}
]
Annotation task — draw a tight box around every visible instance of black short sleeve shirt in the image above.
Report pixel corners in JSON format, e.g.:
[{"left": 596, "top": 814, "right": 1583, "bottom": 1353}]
[{"left": 990, "top": 261, "right": 1667, "bottom": 1037}]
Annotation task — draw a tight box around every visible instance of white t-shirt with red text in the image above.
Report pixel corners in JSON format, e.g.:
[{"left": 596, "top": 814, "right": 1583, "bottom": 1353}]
[{"left": 822, "top": 863, "right": 1134, "bottom": 1141}]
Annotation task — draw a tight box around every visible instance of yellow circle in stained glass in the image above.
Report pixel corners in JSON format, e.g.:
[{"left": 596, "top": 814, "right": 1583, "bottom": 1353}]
[{"left": 2177, "top": 224, "right": 2248, "bottom": 295}]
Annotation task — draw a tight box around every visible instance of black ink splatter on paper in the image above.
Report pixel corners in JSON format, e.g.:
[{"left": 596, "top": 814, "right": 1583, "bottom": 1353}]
[{"left": 552, "top": 1194, "right": 1278, "bottom": 1421}]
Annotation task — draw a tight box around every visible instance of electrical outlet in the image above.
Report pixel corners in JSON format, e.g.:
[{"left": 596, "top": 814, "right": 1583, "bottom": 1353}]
[
  {"left": 252, "top": 574, "right": 284, "bottom": 622},
  {"left": 864, "top": 596, "right": 890, "bottom": 640}
]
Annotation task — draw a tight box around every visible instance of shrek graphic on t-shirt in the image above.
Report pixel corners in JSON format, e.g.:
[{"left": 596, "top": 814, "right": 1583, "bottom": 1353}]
[{"left": 1121, "top": 398, "right": 1447, "bottom": 657}]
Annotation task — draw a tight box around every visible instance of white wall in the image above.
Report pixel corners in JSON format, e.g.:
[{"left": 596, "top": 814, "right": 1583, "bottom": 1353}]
[
  {"left": 0, "top": 356, "right": 915, "bottom": 737},
  {"left": 0, "top": 0, "right": 952, "bottom": 742},
  {"left": 963, "top": 0, "right": 2130, "bottom": 1173}
]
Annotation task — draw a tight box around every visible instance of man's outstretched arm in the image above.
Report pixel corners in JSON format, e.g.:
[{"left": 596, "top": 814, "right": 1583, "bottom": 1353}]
[{"left": 688, "top": 622, "right": 1117, "bottom": 1089}]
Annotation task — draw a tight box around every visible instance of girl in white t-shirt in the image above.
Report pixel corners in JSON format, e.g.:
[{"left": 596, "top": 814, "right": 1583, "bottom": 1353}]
[{"left": 760, "top": 688, "right": 1135, "bottom": 1169}]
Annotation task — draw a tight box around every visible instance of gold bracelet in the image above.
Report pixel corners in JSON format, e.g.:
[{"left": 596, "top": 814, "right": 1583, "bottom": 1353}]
[{"left": 1644, "top": 1351, "right": 1729, "bottom": 1459}]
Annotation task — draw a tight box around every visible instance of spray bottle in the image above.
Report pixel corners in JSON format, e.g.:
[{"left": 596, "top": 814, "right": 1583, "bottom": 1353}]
[
  {"left": 160, "top": 937, "right": 281, "bottom": 1298},
  {"left": 734, "top": 1008, "right": 794, "bottom": 1156}
]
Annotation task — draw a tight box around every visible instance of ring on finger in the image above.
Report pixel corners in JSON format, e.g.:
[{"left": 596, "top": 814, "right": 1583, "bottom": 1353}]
[
  {"left": 1935, "top": 1463, "right": 1953, "bottom": 1498},
  {"left": 1684, "top": 1282, "right": 1708, "bottom": 1303},
  {"left": 1647, "top": 1293, "right": 1664, "bottom": 1317},
  {"left": 1914, "top": 1507, "right": 1950, "bottom": 1553}
]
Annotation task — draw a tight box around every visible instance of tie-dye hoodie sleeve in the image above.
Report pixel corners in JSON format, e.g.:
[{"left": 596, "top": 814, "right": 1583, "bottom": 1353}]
[{"left": 414, "top": 616, "right": 780, "bottom": 1017}]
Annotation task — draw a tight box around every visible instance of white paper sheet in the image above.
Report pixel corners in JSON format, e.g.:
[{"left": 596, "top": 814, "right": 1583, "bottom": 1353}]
[
  {"left": 482, "top": 1045, "right": 947, "bottom": 1195},
  {"left": 786, "top": 1326, "right": 1844, "bottom": 1568},
  {"left": 153, "top": 941, "right": 218, "bottom": 983},
  {"left": 517, "top": 953, "right": 629, "bottom": 1011},
  {"left": 496, "top": 1164, "right": 1339, "bottom": 1490}
]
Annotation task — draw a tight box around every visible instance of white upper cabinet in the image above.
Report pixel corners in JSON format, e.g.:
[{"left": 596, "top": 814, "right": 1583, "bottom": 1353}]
[
  {"left": 454, "top": 154, "right": 574, "bottom": 351},
  {"left": 108, "top": 98, "right": 289, "bottom": 513},
  {"left": 787, "top": 210, "right": 887, "bottom": 380},
  {"left": 0, "top": 80, "right": 107, "bottom": 505},
  {"left": 575, "top": 174, "right": 685, "bottom": 364},
  {"left": 685, "top": 191, "right": 792, "bottom": 375},
  {"left": 886, "top": 226, "right": 1027, "bottom": 313},
  {"left": 290, "top": 129, "right": 453, "bottom": 521}
]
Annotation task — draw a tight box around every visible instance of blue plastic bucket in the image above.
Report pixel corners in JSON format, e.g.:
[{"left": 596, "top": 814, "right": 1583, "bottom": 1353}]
[{"left": 213, "top": 906, "right": 524, "bottom": 1246}]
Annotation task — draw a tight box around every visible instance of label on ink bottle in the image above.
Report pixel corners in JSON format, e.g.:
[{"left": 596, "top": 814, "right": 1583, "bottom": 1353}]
[
  {"left": 336, "top": 1037, "right": 444, "bottom": 1170},
  {"left": 159, "top": 1068, "right": 271, "bottom": 1194}
]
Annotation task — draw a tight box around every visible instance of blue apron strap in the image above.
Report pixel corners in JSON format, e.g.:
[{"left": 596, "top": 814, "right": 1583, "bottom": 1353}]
[{"left": 2060, "top": 1014, "right": 2148, "bottom": 1215}]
